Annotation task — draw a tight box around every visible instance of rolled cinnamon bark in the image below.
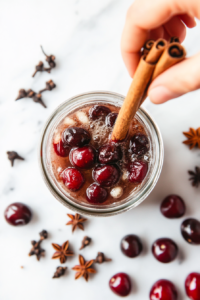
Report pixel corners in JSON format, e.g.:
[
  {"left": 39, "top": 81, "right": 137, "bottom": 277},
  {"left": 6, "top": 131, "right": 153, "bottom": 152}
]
[
  {"left": 170, "top": 36, "right": 180, "bottom": 43},
  {"left": 141, "top": 39, "right": 154, "bottom": 55}
]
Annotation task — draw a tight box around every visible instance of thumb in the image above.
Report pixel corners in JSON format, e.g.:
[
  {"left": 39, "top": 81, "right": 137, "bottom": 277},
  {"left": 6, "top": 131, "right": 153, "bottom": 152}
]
[{"left": 148, "top": 52, "right": 200, "bottom": 104}]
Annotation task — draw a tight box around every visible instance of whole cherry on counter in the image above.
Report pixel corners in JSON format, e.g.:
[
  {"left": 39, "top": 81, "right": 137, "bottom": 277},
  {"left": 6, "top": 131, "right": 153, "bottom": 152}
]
[
  {"left": 181, "top": 218, "right": 200, "bottom": 245},
  {"left": 109, "top": 272, "right": 131, "bottom": 297},
  {"left": 120, "top": 234, "right": 143, "bottom": 258},
  {"left": 4, "top": 202, "right": 32, "bottom": 226},
  {"left": 160, "top": 194, "right": 186, "bottom": 218},
  {"left": 152, "top": 238, "right": 178, "bottom": 263},
  {"left": 150, "top": 279, "right": 178, "bottom": 300},
  {"left": 185, "top": 273, "right": 200, "bottom": 300}
]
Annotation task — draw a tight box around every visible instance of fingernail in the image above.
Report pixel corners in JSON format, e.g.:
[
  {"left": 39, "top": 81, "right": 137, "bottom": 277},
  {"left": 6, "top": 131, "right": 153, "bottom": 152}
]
[{"left": 149, "top": 86, "right": 181, "bottom": 104}]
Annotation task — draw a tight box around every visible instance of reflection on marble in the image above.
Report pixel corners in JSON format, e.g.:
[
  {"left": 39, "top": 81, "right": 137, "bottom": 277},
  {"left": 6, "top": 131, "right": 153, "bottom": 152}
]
[{"left": 0, "top": 0, "right": 200, "bottom": 299}]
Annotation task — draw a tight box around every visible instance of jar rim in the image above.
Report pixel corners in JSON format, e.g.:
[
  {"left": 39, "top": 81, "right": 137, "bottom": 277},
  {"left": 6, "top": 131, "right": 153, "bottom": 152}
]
[{"left": 39, "top": 90, "right": 164, "bottom": 217}]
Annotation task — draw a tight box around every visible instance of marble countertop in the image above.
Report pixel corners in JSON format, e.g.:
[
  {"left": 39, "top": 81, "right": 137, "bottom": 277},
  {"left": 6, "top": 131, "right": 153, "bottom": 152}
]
[{"left": 0, "top": 0, "right": 200, "bottom": 299}]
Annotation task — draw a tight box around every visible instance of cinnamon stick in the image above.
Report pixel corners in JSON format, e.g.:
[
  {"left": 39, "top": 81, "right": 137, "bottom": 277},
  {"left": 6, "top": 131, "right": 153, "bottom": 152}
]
[
  {"left": 170, "top": 36, "right": 180, "bottom": 43},
  {"left": 141, "top": 39, "right": 154, "bottom": 55}
]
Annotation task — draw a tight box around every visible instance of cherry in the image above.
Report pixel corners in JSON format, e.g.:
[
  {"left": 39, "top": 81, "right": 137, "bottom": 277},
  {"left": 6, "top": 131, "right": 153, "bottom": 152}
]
[
  {"left": 160, "top": 195, "right": 186, "bottom": 219},
  {"left": 152, "top": 238, "right": 178, "bottom": 263},
  {"left": 98, "top": 143, "right": 122, "bottom": 164},
  {"left": 128, "top": 160, "right": 148, "bottom": 183},
  {"left": 181, "top": 218, "right": 200, "bottom": 245},
  {"left": 150, "top": 279, "right": 178, "bottom": 300},
  {"left": 4, "top": 202, "right": 32, "bottom": 226},
  {"left": 62, "top": 127, "right": 91, "bottom": 148},
  {"left": 129, "top": 133, "right": 149, "bottom": 156},
  {"left": 86, "top": 183, "right": 108, "bottom": 204},
  {"left": 93, "top": 164, "right": 120, "bottom": 187},
  {"left": 70, "top": 145, "right": 96, "bottom": 169},
  {"left": 61, "top": 167, "right": 84, "bottom": 191},
  {"left": 109, "top": 273, "right": 131, "bottom": 297},
  {"left": 106, "top": 112, "right": 118, "bottom": 127},
  {"left": 120, "top": 234, "right": 143, "bottom": 258},
  {"left": 185, "top": 272, "right": 200, "bottom": 300},
  {"left": 89, "top": 105, "right": 111, "bottom": 120},
  {"left": 53, "top": 140, "right": 70, "bottom": 157}
]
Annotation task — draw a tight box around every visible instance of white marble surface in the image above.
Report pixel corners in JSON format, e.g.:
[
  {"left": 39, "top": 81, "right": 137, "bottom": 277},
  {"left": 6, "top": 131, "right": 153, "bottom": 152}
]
[{"left": 0, "top": 0, "right": 200, "bottom": 299}]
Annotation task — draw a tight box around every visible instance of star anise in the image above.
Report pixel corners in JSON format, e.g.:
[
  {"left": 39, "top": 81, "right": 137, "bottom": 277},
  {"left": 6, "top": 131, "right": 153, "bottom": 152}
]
[
  {"left": 94, "top": 252, "right": 112, "bottom": 264},
  {"left": 72, "top": 255, "right": 96, "bottom": 282},
  {"left": 66, "top": 213, "right": 87, "bottom": 233},
  {"left": 52, "top": 240, "right": 74, "bottom": 263},
  {"left": 188, "top": 166, "right": 200, "bottom": 188},
  {"left": 53, "top": 266, "right": 67, "bottom": 278},
  {"left": 79, "top": 236, "right": 91, "bottom": 250},
  {"left": 183, "top": 127, "right": 200, "bottom": 149},
  {"left": 28, "top": 230, "right": 48, "bottom": 261},
  {"left": 7, "top": 151, "right": 24, "bottom": 167}
]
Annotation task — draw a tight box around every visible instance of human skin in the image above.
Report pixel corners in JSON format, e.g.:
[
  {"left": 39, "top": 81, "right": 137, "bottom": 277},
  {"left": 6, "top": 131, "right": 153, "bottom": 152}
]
[{"left": 121, "top": 0, "right": 200, "bottom": 104}]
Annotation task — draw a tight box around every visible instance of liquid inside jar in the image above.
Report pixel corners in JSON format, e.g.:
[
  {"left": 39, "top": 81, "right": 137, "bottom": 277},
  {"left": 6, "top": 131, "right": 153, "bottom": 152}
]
[{"left": 50, "top": 103, "right": 151, "bottom": 206}]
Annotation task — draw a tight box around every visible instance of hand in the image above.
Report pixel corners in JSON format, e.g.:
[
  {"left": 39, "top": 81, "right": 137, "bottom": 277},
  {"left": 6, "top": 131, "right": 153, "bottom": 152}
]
[{"left": 121, "top": 0, "right": 199, "bottom": 104}]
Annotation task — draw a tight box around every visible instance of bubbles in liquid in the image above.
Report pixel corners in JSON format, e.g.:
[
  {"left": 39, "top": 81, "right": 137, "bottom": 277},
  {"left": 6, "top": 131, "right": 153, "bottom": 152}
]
[{"left": 89, "top": 119, "right": 112, "bottom": 145}]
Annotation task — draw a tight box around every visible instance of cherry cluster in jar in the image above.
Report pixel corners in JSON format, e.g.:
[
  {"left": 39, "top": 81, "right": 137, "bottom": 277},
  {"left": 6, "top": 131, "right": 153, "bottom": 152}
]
[{"left": 53, "top": 105, "right": 150, "bottom": 204}]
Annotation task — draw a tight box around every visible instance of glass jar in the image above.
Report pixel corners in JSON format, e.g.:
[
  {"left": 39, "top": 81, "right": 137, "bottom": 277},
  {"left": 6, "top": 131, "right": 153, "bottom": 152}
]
[{"left": 39, "top": 91, "right": 164, "bottom": 216}]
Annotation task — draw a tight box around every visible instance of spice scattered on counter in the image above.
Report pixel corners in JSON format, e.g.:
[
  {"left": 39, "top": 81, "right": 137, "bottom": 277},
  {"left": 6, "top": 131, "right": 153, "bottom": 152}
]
[
  {"left": 66, "top": 213, "right": 87, "bottom": 233},
  {"left": 33, "top": 93, "right": 46, "bottom": 108},
  {"left": 94, "top": 252, "right": 112, "bottom": 264},
  {"left": 32, "top": 61, "right": 51, "bottom": 77},
  {"left": 41, "top": 46, "right": 56, "bottom": 70},
  {"left": 7, "top": 151, "right": 24, "bottom": 167},
  {"left": 52, "top": 240, "right": 74, "bottom": 264},
  {"left": 53, "top": 266, "right": 67, "bottom": 279},
  {"left": 72, "top": 254, "right": 96, "bottom": 282},
  {"left": 188, "top": 166, "right": 200, "bottom": 188},
  {"left": 79, "top": 236, "right": 91, "bottom": 250},
  {"left": 39, "top": 80, "right": 56, "bottom": 93},
  {"left": 183, "top": 127, "right": 200, "bottom": 149},
  {"left": 28, "top": 230, "right": 48, "bottom": 261},
  {"left": 15, "top": 88, "right": 48, "bottom": 108}
]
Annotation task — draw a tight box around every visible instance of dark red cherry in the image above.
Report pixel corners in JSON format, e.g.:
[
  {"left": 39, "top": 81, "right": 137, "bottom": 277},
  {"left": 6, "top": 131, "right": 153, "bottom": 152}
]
[
  {"left": 109, "top": 273, "right": 131, "bottom": 297},
  {"left": 70, "top": 145, "right": 96, "bottom": 169},
  {"left": 120, "top": 234, "right": 143, "bottom": 258},
  {"left": 89, "top": 105, "right": 111, "bottom": 120},
  {"left": 185, "top": 272, "right": 200, "bottom": 300},
  {"left": 4, "top": 202, "right": 32, "bottom": 226},
  {"left": 152, "top": 238, "right": 178, "bottom": 263},
  {"left": 61, "top": 167, "right": 84, "bottom": 191},
  {"left": 93, "top": 164, "right": 120, "bottom": 187},
  {"left": 160, "top": 194, "right": 186, "bottom": 218},
  {"left": 106, "top": 112, "right": 118, "bottom": 127},
  {"left": 129, "top": 133, "right": 149, "bottom": 156},
  {"left": 181, "top": 218, "right": 200, "bottom": 245},
  {"left": 98, "top": 144, "right": 122, "bottom": 164},
  {"left": 62, "top": 127, "right": 90, "bottom": 147},
  {"left": 150, "top": 279, "right": 178, "bottom": 300},
  {"left": 53, "top": 140, "right": 70, "bottom": 157},
  {"left": 86, "top": 183, "right": 108, "bottom": 204},
  {"left": 128, "top": 160, "right": 148, "bottom": 183}
]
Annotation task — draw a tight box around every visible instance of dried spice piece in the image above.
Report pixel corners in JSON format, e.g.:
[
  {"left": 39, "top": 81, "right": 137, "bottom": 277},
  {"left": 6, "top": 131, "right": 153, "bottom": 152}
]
[
  {"left": 26, "top": 89, "right": 36, "bottom": 98},
  {"left": 52, "top": 240, "right": 74, "bottom": 264},
  {"left": 28, "top": 229, "right": 48, "bottom": 261},
  {"left": 66, "top": 213, "right": 87, "bottom": 233},
  {"left": 72, "top": 255, "right": 96, "bottom": 282},
  {"left": 16, "top": 89, "right": 27, "bottom": 101},
  {"left": 33, "top": 93, "right": 47, "bottom": 108},
  {"left": 188, "top": 166, "right": 200, "bottom": 188},
  {"left": 183, "top": 127, "right": 200, "bottom": 149},
  {"left": 94, "top": 252, "right": 112, "bottom": 264},
  {"left": 41, "top": 46, "right": 56, "bottom": 69},
  {"left": 53, "top": 266, "right": 67, "bottom": 279},
  {"left": 170, "top": 36, "right": 180, "bottom": 43},
  {"left": 7, "top": 151, "right": 24, "bottom": 167},
  {"left": 79, "top": 236, "right": 91, "bottom": 250},
  {"left": 32, "top": 61, "right": 51, "bottom": 77},
  {"left": 39, "top": 80, "right": 56, "bottom": 93}
]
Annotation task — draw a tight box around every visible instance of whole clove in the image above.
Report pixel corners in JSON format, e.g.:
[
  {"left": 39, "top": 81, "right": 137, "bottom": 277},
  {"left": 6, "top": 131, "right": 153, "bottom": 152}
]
[
  {"left": 29, "top": 230, "right": 48, "bottom": 261},
  {"left": 94, "top": 252, "right": 112, "bottom": 264},
  {"left": 41, "top": 46, "right": 56, "bottom": 69},
  {"left": 16, "top": 89, "right": 27, "bottom": 101},
  {"left": 32, "top": 61, "right": 50, "bottom": 77},
  {"left": 79, "top": 236, "right": 91, "bottom": 250},
  {"left": 39, "top": 80, "right": 56, "bottom": 93},
  {"left": 15, "top": 89, "right": 46, "bottom": 108},
  {"left": 33, "top": 93, "right": 47, "bottom": 108},
  {"left": 7, "top": 151, "right": 24, "bottom": 167},
  {"left": 53, "top": 266, "right": 67, "bottom": 279}
]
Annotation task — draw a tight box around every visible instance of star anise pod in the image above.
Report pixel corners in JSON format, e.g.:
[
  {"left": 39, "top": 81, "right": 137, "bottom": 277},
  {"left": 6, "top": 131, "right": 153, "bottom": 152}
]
[
  {"left": 66, "top": 213, "right": 87, "bottom": 233},
  {"left": 52, "top": 240, "right": 74, "bottom": 264},
  {"left": 183, "top": 127, "right": 200, "bottom": 149},
  {"left": 53, "top": 266, "right": 67, "bottom": 278},
  {"left": 94, "top": 252, "right": 112, "bottom": 264},
  {"left": 7, "top": 151, "right": 24, "bottom": 167},
  {"left": 188, "top": 166, "right": 200, "bottom": 188},
  {"left": 79, "top": 236, "right": 91, "bottom": 250},
  {"left": 72, "top": 255, "right": 96, "bottom": 282}
]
